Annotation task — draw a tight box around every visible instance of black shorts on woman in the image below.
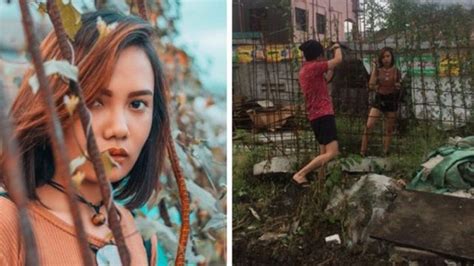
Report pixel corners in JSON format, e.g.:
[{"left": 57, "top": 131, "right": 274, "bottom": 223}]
[
  {"left": 372, "top": 92, "right": 399, "bottom": 113},
  {"left": 310, "top": 115, "right": 338, "bottom": 145}
]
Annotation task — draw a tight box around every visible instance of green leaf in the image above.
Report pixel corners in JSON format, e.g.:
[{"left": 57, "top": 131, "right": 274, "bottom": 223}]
[
  {"left": 28, "top": 60, "right": 78, "bottom": 94},
  {"left": 56, "top": 0, "right": 82, "bottom": 41}
]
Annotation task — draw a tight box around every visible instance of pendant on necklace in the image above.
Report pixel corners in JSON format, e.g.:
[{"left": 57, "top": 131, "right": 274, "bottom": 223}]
[{"left": 92, "top": 213, "right": 106, "bottom": 226}]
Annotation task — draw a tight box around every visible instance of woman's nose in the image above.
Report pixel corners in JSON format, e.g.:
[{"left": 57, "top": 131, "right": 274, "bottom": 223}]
[{"left": 103, "top": 109, "right": 129, "bottom": 140}]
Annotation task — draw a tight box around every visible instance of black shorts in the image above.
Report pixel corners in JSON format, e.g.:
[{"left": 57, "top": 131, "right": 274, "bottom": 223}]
[
  {"left": 310, "top": 115, "right": 338, "bottom": 145},
  {"left": 372, "top": 92, "right": 399, "bottom": 113}
]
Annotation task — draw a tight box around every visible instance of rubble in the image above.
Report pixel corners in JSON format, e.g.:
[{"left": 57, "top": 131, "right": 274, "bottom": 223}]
[{"left": 325, "top": 174, "right": 402, "bottom": 247}]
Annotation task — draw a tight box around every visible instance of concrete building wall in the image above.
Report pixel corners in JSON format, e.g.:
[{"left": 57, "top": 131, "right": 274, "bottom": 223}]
[
  {"left": 291, "top": 0, "right": 358, "bottom": 44},
  {"left": 411, "top": 77, "right": 473, "bottom": 127},
  {"left": 233, "top": 62, "right": 300, "bottom": 103},
  {"left": 232, "top": 0, "right": 291, "bottom": 43},
  {"left": 233, "top": 0, "right": 359, "bottom": 44}
]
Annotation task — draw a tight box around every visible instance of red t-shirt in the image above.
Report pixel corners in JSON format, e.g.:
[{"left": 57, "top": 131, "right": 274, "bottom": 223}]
[{"left": 299, "top": 60, "right": 333, "bottom": 121}]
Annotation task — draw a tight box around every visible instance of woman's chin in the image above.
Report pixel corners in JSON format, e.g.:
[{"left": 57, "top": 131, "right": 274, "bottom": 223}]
[
  {"left": 82, "top": 167, "right": 129, "bottom": 184},
  {"left": 107, "top": 168, "right": 129, "bottom": 183}
]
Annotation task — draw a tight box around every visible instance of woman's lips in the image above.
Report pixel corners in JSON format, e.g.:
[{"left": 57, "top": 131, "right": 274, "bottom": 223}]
[
  {"left": 110, "top": 155, "right": 126, "bottom": 164},
  {"left": 107, "top": 147, "right": 129, "bottom": 165}
]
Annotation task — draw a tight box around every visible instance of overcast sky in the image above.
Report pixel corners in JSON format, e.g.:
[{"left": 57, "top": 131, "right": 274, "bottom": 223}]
[{"left": 174, "top": 0, "right": 227, "bottom": 98}]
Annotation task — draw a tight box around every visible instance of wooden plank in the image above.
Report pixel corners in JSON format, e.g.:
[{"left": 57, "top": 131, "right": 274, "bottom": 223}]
[{"left": 370, "top": 190, "right": 474, "bottom": 260}]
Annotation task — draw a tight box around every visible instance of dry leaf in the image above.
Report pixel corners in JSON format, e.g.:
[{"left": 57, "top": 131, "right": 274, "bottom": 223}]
[
  {"left": 104, "top": 231, "right": 114, "bottom": 242},
  {"left": 63, "top": 94, "right": 79, "bottom": 116},
  {"left": 38, "top": 3, "right": 48, "bottom": 16},
  {"left": 56, "top": 0, "right": 82, "bottom": 40},
  {"left": 28, "top": 60, "right": 78, "bottom": 94},
  {"left": 96, "top": 16, "right": 118, "bottom": 43},
  {"left": 71, "top": 171, "right": 85, "bottom": 188},
  {"left": 100, "top": 151, "right": 120, "bottom": 175},
  {"left": 69, "top": 155, "right": 86, "bottom": 174}
]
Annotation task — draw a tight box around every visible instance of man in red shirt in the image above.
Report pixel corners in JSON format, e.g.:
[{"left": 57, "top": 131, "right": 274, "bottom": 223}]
[{"left": 292, "top": 40, "right": 342, "bottom": 187}]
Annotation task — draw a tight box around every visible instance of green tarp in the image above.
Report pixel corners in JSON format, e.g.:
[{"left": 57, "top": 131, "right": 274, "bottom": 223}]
[{"left": 407, "top": 136, "right": 474, "bottom": 193}]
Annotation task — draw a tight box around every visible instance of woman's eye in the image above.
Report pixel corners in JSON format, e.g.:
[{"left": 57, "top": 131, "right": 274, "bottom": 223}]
[
  {"left": 130, "top": 100, "right": 147, "bottom": 110},
  {"left": 91, "top": 99, "right": 103, "bottom": 108}
]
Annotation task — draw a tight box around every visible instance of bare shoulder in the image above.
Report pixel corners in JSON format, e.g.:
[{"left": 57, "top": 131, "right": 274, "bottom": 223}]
[
  {"left": 115, "top": 204, "right": 134, "bottom": 222},
  {"left": 115, "top": 204, "right": 138, "bottom": 232}
]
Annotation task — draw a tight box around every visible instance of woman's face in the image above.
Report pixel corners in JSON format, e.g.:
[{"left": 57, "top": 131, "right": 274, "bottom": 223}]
[
  {"left": 382, "top": 51, "right": 392, "bottom": 67},
  {"left": 64, "top": 46, "right": 154, "bottom": 183}
]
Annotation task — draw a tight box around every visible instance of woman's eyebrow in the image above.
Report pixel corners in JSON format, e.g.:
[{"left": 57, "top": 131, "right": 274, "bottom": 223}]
[
  {"left": 100, "top": 89, "right": 113, "bottom": 97},
  {"left": 99, "top": 89, "right": 153, "bottom": 97},
  {"left": 129, "top": 90, "right": 153, "bottom": 98}
]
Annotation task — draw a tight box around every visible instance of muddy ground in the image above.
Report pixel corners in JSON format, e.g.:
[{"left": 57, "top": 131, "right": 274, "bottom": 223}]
[{"left": 233, "top": 173, "right": 394, "bottom": 265}]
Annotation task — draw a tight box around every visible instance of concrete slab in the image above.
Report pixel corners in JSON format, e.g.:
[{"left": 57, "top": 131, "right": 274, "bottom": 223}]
[
  {"left": 370, "top": 190, "right": 474, "bottom": 260},
  {"left": 253, "top": 156, "right": 296, "bottom": 176},
  {"left": 392, "top": 246, "right": 442, "bottom": 260}
]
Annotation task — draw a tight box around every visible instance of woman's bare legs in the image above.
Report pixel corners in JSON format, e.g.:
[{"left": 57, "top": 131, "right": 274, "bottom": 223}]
[
  {"left": 383, "top": 112, "right": 397, "bottom": 155},
  {"left": 360, "top": 108, "right": 382, "bottom": 156},
  {"left": 318, "top": 144, "right": 327, "bottom": 179},
  {"left": 292, "top": 141, "right": 339, "bottom": 184}
]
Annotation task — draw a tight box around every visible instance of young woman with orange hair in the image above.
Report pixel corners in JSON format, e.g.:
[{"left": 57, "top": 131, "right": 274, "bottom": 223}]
[{"left": 0, "top": 10, "right": 169, "bottom": 264}]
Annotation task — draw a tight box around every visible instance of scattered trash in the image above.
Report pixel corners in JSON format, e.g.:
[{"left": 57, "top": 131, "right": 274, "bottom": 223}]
[
  {"left": 443, "top": 189, "right": 474, "bottom": 199},
  {"left": 246, "top": 107, "right": 294, "bottom": 131},
  {"left": 444, "top": 259, "right": 460, "bottom": 266},
  {"left": 325, "top": 234, "right": 341, "bottom": 245},
  {"left": 256, "top": 100, "right": 274, "bottom": 108},
  {"left": 391, "top": 246, "right": 442, "bottom": 263},
  {"left": 248, "top": 207, "right": 261, "bottom": 221},
  {"left": 258, "top": 232, "right": 287, "bottom": 241},
  {"left": 290, "top": 220, "right": 300, "bottom": 234}
]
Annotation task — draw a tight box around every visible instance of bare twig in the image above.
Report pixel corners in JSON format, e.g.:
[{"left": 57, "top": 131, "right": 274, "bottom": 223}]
[
  {"left": 167, "top": 136, "right": 191, "bottom": 266},
  {"left": 135, "top": 1, "right": 190, "bottom": 265},
  {"left": 135, "top": 0, "right": 148, "bottom": 21},
  {"left": 0, "top": 82, "right": 39, "bottom": 266},
  {"left": 46, "top": 0, "right": 131, "bottom": 264},
  {"left": 18, "top": 1, "right": 94, "bottom": 265},
  {"left": 159, "top": 199, "right": 172, "bottom": 227}
]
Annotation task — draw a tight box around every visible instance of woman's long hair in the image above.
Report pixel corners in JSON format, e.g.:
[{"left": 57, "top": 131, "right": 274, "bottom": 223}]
[
  {"left": 2, "top": 10, "right": 169, "bottom": 209},
  {"left": 377, "top": 47, "right": 396, "bottom": 68}
]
